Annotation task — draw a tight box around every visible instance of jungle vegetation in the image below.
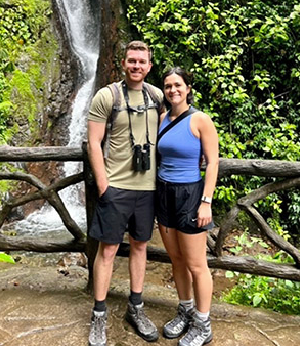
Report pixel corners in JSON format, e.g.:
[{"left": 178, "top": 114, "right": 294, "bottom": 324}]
[
  {"left": 1, "top": 0, "right": 300, "bottom": 312},
  {"left": 126, "top": 0, "right": 300, "bottom": 242},
  {"left": 0, "top": 0, "right": 55, "bottom": 196},
  {"left": 125, "top": 0, "right": 300, "bottom": 314}
]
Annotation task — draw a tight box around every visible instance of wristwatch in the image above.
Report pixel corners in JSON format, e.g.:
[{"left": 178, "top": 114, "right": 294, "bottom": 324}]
[{"left": 201, "top": 196, "right": 212, "bottom": 204}]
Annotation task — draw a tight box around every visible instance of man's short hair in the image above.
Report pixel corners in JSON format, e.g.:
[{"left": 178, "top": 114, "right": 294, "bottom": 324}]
[{"left": 124, "top": 40, "right": 152, "bottom": 61}]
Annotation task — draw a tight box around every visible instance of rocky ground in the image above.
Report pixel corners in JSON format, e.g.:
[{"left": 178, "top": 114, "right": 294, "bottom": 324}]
[{"left": 1, "top": 231, "right": 300, "bottom": 346}]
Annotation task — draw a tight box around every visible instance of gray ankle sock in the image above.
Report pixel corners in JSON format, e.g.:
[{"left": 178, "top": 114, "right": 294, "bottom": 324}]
[
  {"left": 194, "top": 309, "right": 210, "bottom": 321},
  {"left": 179, "top": 298, "right": 194, "bottom": 311}
]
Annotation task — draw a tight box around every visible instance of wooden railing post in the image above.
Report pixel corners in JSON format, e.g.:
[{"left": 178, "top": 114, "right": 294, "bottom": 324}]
[{"left": 82, "top": 141, "right": 98, "bottom": 293}]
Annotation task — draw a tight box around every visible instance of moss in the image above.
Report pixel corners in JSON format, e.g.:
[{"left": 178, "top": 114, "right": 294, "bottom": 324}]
[
  {"left": 47, "top": 120, "right": 52, "bottom": 129},
  {"left": 8, "top": 69, "right": 37, "bottom": 138},
  {"left": 0, "top": 0, "right": 61, "bottom": 203},
  {"left": 0, "top": 0, "right": 60, "bottom": 145}
]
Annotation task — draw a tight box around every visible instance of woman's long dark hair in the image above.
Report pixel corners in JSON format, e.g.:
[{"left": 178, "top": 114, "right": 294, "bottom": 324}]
[{"left": 162, "top": 67, "right": 194, "bottom": 109}]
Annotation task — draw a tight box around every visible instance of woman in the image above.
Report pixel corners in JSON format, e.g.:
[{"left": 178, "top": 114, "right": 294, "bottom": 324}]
[{"left": 156, "top": 67, "right": 219, "bottom": 346}]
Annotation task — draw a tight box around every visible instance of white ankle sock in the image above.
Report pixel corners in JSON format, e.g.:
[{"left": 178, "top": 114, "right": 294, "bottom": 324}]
[
  {"left": 179, "top": 298, "right": 194, "bottom": 311},
  {"left": 194, "top": 309, "right": 210, "bottom": 320}
]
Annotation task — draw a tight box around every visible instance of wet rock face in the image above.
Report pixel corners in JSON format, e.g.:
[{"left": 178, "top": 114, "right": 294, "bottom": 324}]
[
  {"left": 1, "top": 260, "right": 300, "bottom": 346},
  {"left": 45, "top": 1, "right": 78, "bottom": 147},
  {"left": 7, "top": 0, "right": 127, "bottom": 149},
  {"left": 30, "top": 0, "right": 127, "bottom": 146},
  {"left": 5, "top": 0, "right": 128, "bottom": 219}
]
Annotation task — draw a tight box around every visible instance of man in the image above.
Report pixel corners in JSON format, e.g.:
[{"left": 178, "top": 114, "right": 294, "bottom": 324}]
[{"left": 87, "top": 41, "right": 164, "bottom": 346}]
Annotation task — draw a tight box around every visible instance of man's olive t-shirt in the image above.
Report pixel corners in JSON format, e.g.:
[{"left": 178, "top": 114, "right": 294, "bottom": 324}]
[{"left": 88, "top": 81, "right": 163, "bottom": 191}]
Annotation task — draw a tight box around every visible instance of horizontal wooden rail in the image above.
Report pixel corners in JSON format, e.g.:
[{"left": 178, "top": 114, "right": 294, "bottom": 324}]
[
  {"left": 1, "top": 145, "right": 300, "bottom": 177},
  {"left": 1, "top": 144, "right": 300, "bottom": 285},
  {"left": 0, "top": 235, "right": 86, "bottom": 252},
  {"left": 1, "top": 237, "right": 298, "bottom": 281},
  {"left": 118, "top": 243, "right": 300, "bottom": 281},
  {"left": 0, "top": 146, "right": 83, "bottom": 161}
]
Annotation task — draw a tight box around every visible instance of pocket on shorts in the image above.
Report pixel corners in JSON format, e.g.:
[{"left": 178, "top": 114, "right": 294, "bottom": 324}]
[
  {"left": 175, "top": 186, "right": 190, "bottom": 213},
  {"left": 99, "top": 186, "right": 111, "bottom": 204},
  {"left": 178, "top": 181, "right": 202, "bottom": 231}
]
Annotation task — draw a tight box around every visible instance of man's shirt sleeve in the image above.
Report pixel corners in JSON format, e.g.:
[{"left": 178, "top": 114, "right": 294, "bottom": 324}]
[{"left": 88, "top": 87, "right": 113, "bottom": 123}]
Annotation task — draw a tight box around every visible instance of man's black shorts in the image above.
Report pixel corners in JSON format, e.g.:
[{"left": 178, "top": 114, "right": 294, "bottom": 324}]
[
  {"left": 156, "top": 178, "right": 214, "bottom": 234},
  {"left": 89, "top": 186, "right": 155, "bottom": 244}
]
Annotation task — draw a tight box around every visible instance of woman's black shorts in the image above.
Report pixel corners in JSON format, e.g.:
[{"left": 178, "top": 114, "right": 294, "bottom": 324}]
[{"left": 156, "top": 178, "right": 214, "bottom": 234}]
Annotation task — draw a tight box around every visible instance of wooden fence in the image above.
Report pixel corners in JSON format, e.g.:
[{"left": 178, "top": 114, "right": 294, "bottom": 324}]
[{"left": 1, "top": 144, "right": 300, "bottom": 290}]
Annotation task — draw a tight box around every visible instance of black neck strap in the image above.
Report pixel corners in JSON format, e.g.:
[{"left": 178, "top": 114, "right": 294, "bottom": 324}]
[
  {"left": 157, "top": 107, "right": 197, "bottom": 143},
  {"left": 121, "top": 81, "right": 151, "bottom": 148}
]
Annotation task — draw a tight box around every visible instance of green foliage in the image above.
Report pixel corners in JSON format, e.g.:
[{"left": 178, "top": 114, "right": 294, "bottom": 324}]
[
  {"left": 127, "top": 0, "right": 300, "bottom": 158},
  {"left": 0, "top": 0, "right": 58, "bottom": 203},
  {"left": 223, "top": 274, "right": 300, "bottom": 315},
  {"left": 126, "top": 0, "right": 300, "bottom": 235},
  {"left": 0, "top": 0, "right": 54, "bottom": 144},
  {"left": 9, "top": 69, "right": 37, "bottom": 125},
  {"left": 223, "top": 232, "right": 299, "bottom": 315},
  {"left": 228, "top": 231, "right": 269, "bottom": 255},
  {"left": 0, "top": 252, "right": 15, "bottom": 264},
  {"left": 0, "top": 163, "right": 21, "bottom": 209}
]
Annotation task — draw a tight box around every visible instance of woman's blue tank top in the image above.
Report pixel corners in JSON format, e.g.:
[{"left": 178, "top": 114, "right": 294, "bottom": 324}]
[{"left": 157, "top": 112, "right": 202, "bottom": 183}]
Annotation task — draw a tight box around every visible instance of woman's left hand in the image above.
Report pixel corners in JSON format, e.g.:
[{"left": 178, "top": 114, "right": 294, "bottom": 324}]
[{"left": 197, "top": 203, "right": 212, "bottom": 228}]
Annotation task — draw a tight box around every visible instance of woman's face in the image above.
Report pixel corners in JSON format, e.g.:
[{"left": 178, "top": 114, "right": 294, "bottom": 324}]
[{"left": 163, "top": 73, "right": 190, "bottom": 107}]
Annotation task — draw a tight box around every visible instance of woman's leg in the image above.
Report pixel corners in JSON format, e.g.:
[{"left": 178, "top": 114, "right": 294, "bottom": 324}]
[
  {"left": 177, "top": 231, "right": 212, "bottom": 313},
  {"left": 159, "top": 224, "right": 192, "bottom": 300}
]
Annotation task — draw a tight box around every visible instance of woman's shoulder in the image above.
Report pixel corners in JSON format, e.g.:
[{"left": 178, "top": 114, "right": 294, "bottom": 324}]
[
  {"left": 190, "top": 108, "right": 210, "bottom": 121},
  {"left": 190, "top": 108, "right": 216, "bottom": 134}
]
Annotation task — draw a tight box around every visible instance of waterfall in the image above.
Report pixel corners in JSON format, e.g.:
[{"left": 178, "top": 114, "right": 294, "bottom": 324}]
[
  {"left": 55, "top": 0, "right": 100, "bottom": 208},
  {"left": 13, "top": 0, "right": 100, "bottom": 235}
]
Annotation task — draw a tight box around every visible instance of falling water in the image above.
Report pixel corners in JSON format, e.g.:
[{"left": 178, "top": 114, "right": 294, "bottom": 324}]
[
  {"left": 13, "top": 0, "right": 100, "bottom": 235},
  {"left": 55, "top": 0, "right": 100, "bottom": 207}
]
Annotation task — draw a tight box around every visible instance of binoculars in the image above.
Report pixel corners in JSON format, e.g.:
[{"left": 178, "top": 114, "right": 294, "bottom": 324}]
[{"left": 133, "top": 143, "right": 150, "bottom": 172}]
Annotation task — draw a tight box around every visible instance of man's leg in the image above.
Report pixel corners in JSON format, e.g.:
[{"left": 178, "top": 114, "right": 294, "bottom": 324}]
[
  {"left": 124, "top": 190, "right": 158, "bottom": 342},
  {"left": 127, "top": 190, "right": 154, "bottom": 296},
  {"left": 89, "top": 241, "right": 119, "bottom": 346},
  {"left": 125, "top": 236, "right": 158, "bottom": 342},
  {"left": 128, "top": 236, "right": 147, "bottom": 296},
  {"left": 94, "top": 241, "right": 120, "bottom": 301}
]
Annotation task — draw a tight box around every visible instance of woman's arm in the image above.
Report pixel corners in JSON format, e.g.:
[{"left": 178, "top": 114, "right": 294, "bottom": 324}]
[{"left": 191, "top": 112, "right": 219, "bottom": 227}]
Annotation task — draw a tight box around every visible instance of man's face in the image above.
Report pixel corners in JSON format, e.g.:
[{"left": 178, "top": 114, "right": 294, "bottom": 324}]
[{"left": 121, "top": 49, "right": 152, "bottom": 84}]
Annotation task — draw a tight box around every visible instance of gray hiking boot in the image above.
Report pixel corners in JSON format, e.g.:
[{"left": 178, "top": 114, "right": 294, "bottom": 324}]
[
  {"left": 125, "top": 301, "right": 159, "bottom": 342},
  {"left": 88, "top": 310, "right": 107, "bottom": 346},
  {"left": 178, "top": 312, "right": 212, "bottom": 346},
  {"left": 163, "top": 304, "right": 193, "bottom": 339}
]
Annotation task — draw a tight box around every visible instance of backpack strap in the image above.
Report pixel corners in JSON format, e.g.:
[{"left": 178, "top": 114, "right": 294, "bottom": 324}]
[
  {"left": 102, "top": 82, "right": 120, "bottom": 159},
  {"left": 103, "top": 81, "right": 163, "bottom": 159},
  {"left": 143, "top": 82, "right": 164, "bottom": 115}
]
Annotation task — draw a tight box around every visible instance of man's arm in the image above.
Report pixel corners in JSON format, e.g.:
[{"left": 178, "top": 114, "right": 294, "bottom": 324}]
[{"left": 87, "top": 120, "right": 108, "bottom": 197}]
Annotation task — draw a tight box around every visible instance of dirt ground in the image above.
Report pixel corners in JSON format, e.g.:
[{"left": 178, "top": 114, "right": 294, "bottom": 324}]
[
  {"left": 1, "top": 259, "right": 300, "bottom": 346},
  {"left": 1, "top": 230, "right": 300, "bottom": 345}
]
